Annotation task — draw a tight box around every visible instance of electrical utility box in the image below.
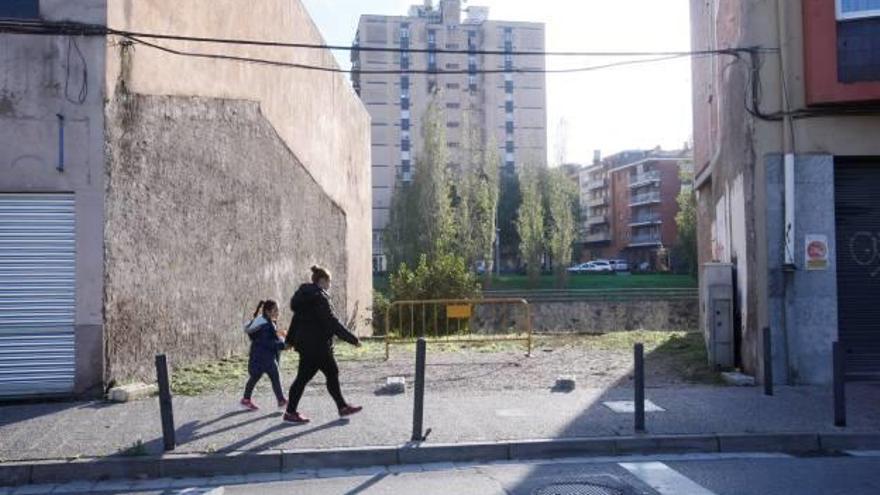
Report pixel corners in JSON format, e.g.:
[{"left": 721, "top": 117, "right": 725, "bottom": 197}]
[{"left": 700, "top": 263, "right": 735, "bottom": 369}]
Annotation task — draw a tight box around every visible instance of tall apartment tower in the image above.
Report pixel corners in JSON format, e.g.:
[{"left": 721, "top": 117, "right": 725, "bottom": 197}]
[{"left": 353, "top": 0, "right": 547, "bottom": 272}]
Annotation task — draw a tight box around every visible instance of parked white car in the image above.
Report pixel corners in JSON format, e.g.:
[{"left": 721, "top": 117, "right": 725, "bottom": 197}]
[
  {"left": 609, "top": 259, "right": 630, "bottom": 272},
  {"left": 566, "top": 262, "right": 594, "bottom": 273},
  {"left": 589, "top": 260, "right": 614, "bottom": 272}
]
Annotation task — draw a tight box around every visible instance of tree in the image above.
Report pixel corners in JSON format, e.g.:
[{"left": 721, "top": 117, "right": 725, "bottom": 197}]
[
  {"left": 516, "top": 161, "right": 545, "bottom": 288},
  {"left": 674, "top": 166, "right": 698, "bottom": 276},
  {"left": 384, "top": 97, "right": 454, "bottom": 269},
  {"left": 544, "top": 168, "right": 579, "bottom": 288}
]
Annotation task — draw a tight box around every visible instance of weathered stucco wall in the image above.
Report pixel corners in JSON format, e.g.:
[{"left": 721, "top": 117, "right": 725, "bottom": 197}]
[
  {"left": 104, "top": 92, "right": 347, "bottom": 381},
  {"left": 104, "top": 0, "right": 372, "bottom": 338},
  {"left": 0, "top": 1, "right": 108, "bottom": 394}
]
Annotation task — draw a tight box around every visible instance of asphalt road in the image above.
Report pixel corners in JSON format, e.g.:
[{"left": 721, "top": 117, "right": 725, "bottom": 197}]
[{"left": 6, "top": 451, "right": 880, "bottom": 495}]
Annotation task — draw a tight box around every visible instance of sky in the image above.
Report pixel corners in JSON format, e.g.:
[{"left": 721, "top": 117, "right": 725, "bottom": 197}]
[{"left": 301, "top": 0, "right": 693, "bottom": 165}]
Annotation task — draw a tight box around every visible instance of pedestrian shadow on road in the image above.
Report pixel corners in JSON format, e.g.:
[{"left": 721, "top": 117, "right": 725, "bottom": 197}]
[
  {"left": 237, "top": 418, "right": 350, "bottom": 453},
  {"left": 177, "top": 411, "right": 278, "bottom": 445},
  {"left": 345, "top": 472, "right": 390, "bottom": 494}
]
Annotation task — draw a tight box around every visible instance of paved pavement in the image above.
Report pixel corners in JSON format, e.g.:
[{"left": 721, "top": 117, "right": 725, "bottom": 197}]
[
  {"left": 1, "top": 383, "right": 879, "bottom": 461},
  {"left": 4, "top": 451, "right": 880, "bottom": 494}
]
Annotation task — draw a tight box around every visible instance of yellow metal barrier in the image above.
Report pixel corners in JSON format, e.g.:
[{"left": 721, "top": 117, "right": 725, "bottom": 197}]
[{"left": 384, "top": 298, "right": 532, "bottom": 360}]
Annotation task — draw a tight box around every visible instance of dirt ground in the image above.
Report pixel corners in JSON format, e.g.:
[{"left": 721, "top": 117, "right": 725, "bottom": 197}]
[{"left": 171, "top": 332, "right": 719, "bottom": 397}]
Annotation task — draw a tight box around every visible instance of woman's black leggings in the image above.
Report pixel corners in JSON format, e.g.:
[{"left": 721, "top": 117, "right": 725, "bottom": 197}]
[
  {"left": 287, "top": 351, "right": 347, "bottom": 413},
  {"left": 243, "top": 366, "right": 285, "bottom": 402}
]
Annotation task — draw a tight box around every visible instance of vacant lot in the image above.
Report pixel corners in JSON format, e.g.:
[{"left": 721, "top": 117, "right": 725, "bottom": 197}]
[{"left": 171, "top": 331, "right": 718, "bottom": 397}]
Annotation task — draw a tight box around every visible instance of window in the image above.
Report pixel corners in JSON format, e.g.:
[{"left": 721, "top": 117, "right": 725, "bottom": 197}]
[
  {"left": 504, "top": 27, "right": 513, "bottom": 42},
  {"left": 837, "top": 0, "right": 880, "bottom": 20},
  {"left": 428, "top": 80, "right": 438, "bottom": 93},
  {"left": 428, "top": 30, "right": 437, "bottom": 45},
  {"left": 401, "top": 76, "right": 410, "bottom": 88},
  {"left": 505, "top": 121, "right": 514, "bottom": 133},
  {"left": 401, "top": 139, "right": 411, "bottom": 151},
  {"left": 401, "top": 87, "right": 410, "bottom": 98},
  {"left": 445, "top": 63, "right": 461, "bottom": 70},
  {"left": 469, "top": 75, "right": 477, "bottom": 90},
  {"left": 446, "top": 102, "right": 461, "bottom": 109},
  {"left": 505, "top": 101, "right": 514, "bottom": 112},
  {"left": 401, "top": 119, "right": 410, "bottom": 130},
  {"left": 446, "top": 83, "right": 460, "bottom": 89},
  {"left": 447, "top": 122, "right": 460, "bottom": 128},
  {"left": 505, "top": 80, "right": 514, "bottom": 92},
  {"left": 448, "top": 142, "right": 460, "bottom": 148},
  {"left": 0, "top": 0, "right": 38, "bottom": 18},
  {"left": 401, "top": 53, "right": 410, "bottom": 69},
  {"left": 505, "top": 141, "right": 514, "bottom": 153},
  {"left": 401, "top": 97, "right": 410, "bottom": 110}
]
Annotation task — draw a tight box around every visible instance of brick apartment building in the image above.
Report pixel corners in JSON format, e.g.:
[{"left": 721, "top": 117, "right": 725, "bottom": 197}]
[{"left": 577, "top": 149, "right": 691, "bottom": 270}]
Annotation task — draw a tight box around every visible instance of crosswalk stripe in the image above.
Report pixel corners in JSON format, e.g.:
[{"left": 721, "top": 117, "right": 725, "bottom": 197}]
[{"left": 620, "top": 461, "right": 717, "bottom": 495}]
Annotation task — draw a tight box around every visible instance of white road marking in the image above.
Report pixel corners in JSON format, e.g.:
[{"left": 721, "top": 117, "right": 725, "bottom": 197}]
[
  {"left": 603, "top": 400, "right": 665, "bottom": 413},
  {"left": 620, "top": 461, "right": 717, "bottom": 495}
]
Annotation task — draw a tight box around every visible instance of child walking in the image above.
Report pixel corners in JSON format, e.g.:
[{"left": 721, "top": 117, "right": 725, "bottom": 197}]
[{"left": 240, "top": 300, "right": 288, "bottom": 411}]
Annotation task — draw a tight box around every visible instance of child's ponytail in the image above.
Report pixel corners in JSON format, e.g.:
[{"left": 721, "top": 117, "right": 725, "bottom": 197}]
[{"left": 252, "top": 300, "right": 265, "bottom": 319}]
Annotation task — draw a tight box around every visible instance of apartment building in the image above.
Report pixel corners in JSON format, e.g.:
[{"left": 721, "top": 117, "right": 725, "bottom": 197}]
[
  {"left": 578, "top": 149, "right": 689, "bottom": 269},
  {"left": 0, "top": 0, "right": 370, "bottom": 397},
  {"left": 691, "top": 0, "right": 880, "bottom": 384},
  {"left": 352, "top": 0, "right": 547, "bottom": 272}
]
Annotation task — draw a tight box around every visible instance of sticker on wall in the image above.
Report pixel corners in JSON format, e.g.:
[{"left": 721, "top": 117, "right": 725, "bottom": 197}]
[{"left": 805, "top": 234, "right": 829, "bottom": 271}]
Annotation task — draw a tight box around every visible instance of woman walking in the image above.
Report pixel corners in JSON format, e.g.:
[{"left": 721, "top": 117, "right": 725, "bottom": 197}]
[
  {"left": 240, "top": 300, "right": 288, "bottom": 411},
  {"left": 283, "top": 266, "right": 362, "bottom": 424}
]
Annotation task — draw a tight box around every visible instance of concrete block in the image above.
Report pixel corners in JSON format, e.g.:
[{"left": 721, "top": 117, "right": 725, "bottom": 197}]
[
  {"left": 553, "top": 375, "right": 576, "bottom": 391},
  {"left": 28, "top": 460, "right": 76, "bottom": 485},
  {"left": 397, "top": 442, "right": 508, "bottom": 465},
  {"left": 509, "top": 438, "right": 615, "bottom": 460},
  {"left": 282, "top": 447, "right": 397, "bottom": 471},
  {"left": 160, "top": 451, "right": 280, "bottom": 478},
  {"left": 721, "top": 371, "right": 756, "bottom": 386},
  {"left": 819, "top": 433, "right": 880, "bottom": 452},
  {"left": 107, "top": 383, "right": 158, "bottom": 403},
  {"left": 82, "top": 457, "right": 162, "bottom": 482},
  {"left": 718, "top": 433, "right": 820, "bottom": 453},
  {"left": 382, "top": 377, "right": 406, "bottom": 395},
  {"left": 0, "top": 462, "right": 31, "bottom": 486},
  {"left": 615, "top": 435, "right": 719, "bottom": 455}
]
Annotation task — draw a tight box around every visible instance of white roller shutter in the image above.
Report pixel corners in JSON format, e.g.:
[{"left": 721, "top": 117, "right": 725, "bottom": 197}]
[{"left": 0, "top": 193, "right": 76, "bottom": 397}]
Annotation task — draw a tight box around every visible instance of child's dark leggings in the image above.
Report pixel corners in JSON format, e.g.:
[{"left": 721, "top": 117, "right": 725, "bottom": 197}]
[
  {"left": 286, "top": 351, "right": 346, "bottom": 414},
  {"left": 243, "top": 366, "right": 285, "bottom": 402}
]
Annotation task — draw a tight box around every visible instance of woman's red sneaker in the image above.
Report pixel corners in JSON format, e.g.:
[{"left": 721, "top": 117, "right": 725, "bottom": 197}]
[
  {"left": 240, "top": 398, "right": 259, "bottom": 411},
  {"left": 282, "top": 412, "right": 311, "bottom": 424},
  {"left": 339, "top": 405, "right": 363, "bottom": 417}
]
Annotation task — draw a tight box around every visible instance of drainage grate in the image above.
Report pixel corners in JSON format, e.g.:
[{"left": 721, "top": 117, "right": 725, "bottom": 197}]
[{"left": 533, "top": 483, "right": 624, "bottom": 495}]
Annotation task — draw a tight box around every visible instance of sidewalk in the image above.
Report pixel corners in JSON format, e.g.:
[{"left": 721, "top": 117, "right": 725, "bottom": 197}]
[{"left": 2, "top": 383, "right": 879, "bottom": 462}]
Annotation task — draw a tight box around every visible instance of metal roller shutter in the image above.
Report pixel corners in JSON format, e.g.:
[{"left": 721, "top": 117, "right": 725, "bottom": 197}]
[
  {"left": 0, "top": 193, "right": 76, "bottom": 397},
  {"left": 834, "top": 161, "right": 880, "bottom": 379}
]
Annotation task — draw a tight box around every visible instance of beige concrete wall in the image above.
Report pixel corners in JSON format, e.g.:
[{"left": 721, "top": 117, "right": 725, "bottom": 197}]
[
  {"left": 0, "top": 0, "right": 108, "bottom": 394},
  {"left": 104, "top": 0, "right": 372, "bottom": 333}
]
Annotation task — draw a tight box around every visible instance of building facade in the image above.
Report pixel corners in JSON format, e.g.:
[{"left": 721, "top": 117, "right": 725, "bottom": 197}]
[
  {"left": 577, "top": 149, "right": 689, "bottom": 269},
  {"left": 691, "top": 0, "right": 880, "bottom": 384},
  {"left": 353, "top": 0, "right": 547, "bottom": 273},
  {"left": 0, "top": 0, "right": 371, "bottom": 397}
]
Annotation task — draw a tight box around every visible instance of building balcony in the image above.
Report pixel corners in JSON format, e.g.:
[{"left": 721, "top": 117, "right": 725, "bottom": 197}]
[
  {"left": 628, "top": 192, "right": 661, "bottom": 206},
  {"left": 629, "top": 170, "right": 661, "bottom": 189},
  {"left": 586, "top": 215, "right": 608, "bottom": 226},
  {"left": 586, "top": 179, "right": 607, "bottom": 190},
  {"left": 584, "top": 232, "right": 612, "bottom": 243},
  {"left": 587, "top": 196, "right": 608, "bottom": 207},
  {"left": 629, "top": 234, "right": 662, "bottom": 247},
  {"left": 628, "top": 214, "right": 662, "bottom": 227}
]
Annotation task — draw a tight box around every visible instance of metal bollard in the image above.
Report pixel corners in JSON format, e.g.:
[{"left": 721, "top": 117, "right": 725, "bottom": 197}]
[
  {"left": 763, "top": 327, "right": 774, "bottom": 396},
  {"left": 155, "top": 354, "right": 176, "bottom": 451},
  {"left": 634, "top": 343, "right": 645, "bottom": 432},
  {"left": 833, "top": 341, "right": 846, "bottom": 427},
  {"left": 412, "top": 338, "right": 427, "bottom": 442}
]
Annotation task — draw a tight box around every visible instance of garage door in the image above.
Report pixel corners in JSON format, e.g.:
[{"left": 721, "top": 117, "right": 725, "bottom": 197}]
[
  {"left": 0, "top": 193, "right": 76, "bottom": 397},
  {"left": 835, "top": 160, "right": 880, "bottom": 379}
]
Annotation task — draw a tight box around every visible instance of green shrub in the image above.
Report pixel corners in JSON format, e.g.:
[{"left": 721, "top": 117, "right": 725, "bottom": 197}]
[
  {"left": 389, "top": 253, "right": 480, "bottom": 301},
  {"left": 370, "top": 290, "right": 391, "bottom": 335}
]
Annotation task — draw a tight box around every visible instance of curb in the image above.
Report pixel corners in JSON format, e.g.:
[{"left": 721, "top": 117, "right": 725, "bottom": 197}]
[{"left": 2, "top": 432, "right": 879, "bottom": 487}]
